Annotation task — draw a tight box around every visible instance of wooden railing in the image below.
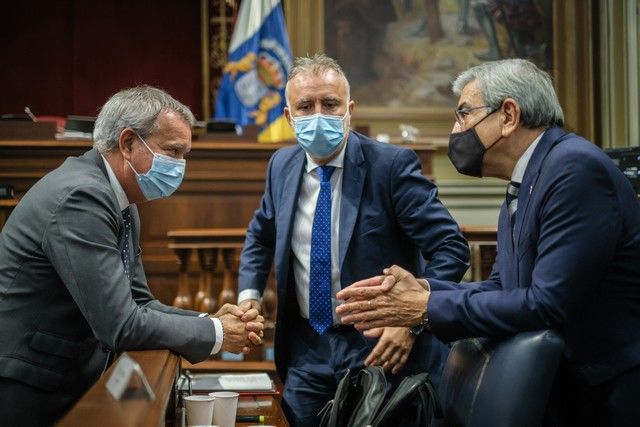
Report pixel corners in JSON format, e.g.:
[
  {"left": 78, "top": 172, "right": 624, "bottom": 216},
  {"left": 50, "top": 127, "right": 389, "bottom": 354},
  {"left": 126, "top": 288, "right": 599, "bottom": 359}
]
[
  {"left": 167, "top": 228, "right": 277, "bottom": 367},
  {"left": 460, "top": 225, "right": 498, "bottom": 281},
  {"left": 168, "top": 228, "right": 246, "bottom": 313},
  {"left": 0, "top": 198, "right": 19, "bottom": 230}
]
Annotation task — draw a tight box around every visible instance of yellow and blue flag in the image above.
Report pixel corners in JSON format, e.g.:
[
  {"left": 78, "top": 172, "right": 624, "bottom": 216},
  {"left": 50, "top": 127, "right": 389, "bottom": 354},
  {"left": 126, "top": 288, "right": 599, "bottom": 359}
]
[{"left": 214, "top": 0, "right": 294, "bottom": 143}]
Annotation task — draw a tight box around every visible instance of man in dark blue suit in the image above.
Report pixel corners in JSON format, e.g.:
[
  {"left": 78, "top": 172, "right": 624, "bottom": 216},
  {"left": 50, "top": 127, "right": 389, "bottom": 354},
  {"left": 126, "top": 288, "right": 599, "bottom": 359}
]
[
  {"left": 237, "top": 54, "right": 470, "bottom": 426},
  {"left": 337, "top": 58, "right": 640, "bottom": 425}
]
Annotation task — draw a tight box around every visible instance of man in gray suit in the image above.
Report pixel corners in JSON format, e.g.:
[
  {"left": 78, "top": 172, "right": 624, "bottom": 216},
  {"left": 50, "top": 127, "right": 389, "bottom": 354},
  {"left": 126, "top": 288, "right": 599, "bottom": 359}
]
[{"left": 0, "top": 86, "right": 264, "bottom": 425}]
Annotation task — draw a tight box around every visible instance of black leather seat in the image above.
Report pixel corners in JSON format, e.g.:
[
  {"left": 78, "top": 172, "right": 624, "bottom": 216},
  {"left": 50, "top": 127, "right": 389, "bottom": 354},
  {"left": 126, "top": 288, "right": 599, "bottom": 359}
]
[{"left": 436, "top": 330, "right": 565, "bottom": 427}]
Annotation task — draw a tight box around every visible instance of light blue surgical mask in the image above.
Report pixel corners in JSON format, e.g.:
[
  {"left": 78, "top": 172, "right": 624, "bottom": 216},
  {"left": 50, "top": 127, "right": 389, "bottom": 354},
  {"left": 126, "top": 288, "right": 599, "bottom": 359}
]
[
  {"left": 292, "top": 111, "right": 349, "bottom": 159},
  {"left": 128, "top": 134, "right": 186, "bottom": 200}
]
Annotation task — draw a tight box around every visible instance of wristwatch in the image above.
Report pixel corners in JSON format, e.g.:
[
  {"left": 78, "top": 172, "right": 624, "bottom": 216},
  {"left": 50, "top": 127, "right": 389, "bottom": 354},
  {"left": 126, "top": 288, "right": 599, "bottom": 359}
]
[{"left": 409, "top": 310, "right": 431, "bottom": 336}]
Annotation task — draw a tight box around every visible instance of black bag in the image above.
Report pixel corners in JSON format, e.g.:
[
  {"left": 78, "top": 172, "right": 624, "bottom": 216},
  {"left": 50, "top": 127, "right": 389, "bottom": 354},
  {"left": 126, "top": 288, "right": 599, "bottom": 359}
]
[
  {"left": 370, "top": 372, "right": 442, "bottom": 427},
  {"left": 318, "top": 366, "right": 387, "bottom": 427},
  {"left": 318, "top": 366, "right": 442, "bottom": 427}
]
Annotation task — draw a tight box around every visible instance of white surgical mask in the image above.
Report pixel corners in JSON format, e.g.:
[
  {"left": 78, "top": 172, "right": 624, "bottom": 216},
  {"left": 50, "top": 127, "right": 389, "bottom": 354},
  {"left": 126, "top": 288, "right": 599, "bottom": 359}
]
[
  {"left": 127, "top": 134, "right": 186, "bottom": 200},
  {"left": 292, "top": 111, "right": 349, "bottom": 158}
]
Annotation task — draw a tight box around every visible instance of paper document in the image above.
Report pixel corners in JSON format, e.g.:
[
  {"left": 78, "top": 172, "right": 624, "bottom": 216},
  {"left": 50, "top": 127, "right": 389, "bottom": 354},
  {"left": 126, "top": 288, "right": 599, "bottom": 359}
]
[
  {"left": 218, "top": 373, "right": 272, "bottom": 390},
  {"left": 179, "top": 372, "right": 275, "bottom": 393}
]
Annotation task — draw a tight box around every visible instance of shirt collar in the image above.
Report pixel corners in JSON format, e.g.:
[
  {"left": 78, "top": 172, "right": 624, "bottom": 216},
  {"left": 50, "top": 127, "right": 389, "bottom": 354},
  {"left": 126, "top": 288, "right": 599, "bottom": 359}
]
[
  {"left": 304, "top": 140, "right": 347, "bottom": 173},
  {"left": 511, "top": 130, "right": 545, "bottom": 184},
  {"left": 101, "top": 155, "right": 131, "bottom": 211}
]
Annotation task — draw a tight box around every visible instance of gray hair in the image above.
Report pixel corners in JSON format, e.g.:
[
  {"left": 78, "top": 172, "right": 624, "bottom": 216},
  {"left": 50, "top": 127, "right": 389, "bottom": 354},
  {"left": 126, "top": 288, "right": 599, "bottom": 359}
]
[
  {"left": 285, "top": 53, "right": 351, "bottom": 105},
  {"left": 93, "top": 85, "right": 195, "bottom": 154},
  {"left": 452, "top": 59, "right": 564, "bottom": 128}
]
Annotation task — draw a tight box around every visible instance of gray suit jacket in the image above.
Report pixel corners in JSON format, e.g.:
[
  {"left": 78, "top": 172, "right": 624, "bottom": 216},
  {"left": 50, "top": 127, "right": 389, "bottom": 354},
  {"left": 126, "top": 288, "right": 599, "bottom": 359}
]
[{"left": 0, "top": 149, "right": 214, "bottom": 413}]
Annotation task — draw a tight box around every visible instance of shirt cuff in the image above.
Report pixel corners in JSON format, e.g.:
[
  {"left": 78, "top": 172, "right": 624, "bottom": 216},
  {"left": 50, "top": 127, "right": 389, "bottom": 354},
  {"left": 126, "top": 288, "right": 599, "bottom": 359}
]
[
  {"left": 417, "top": 278, "right": 431, "bottom": 292},
  {"left": 238, "top": 289, "right": 261, "bottom": 304},
  {"left": 210, "top": 317, "right": 223, "bottom": 355}
]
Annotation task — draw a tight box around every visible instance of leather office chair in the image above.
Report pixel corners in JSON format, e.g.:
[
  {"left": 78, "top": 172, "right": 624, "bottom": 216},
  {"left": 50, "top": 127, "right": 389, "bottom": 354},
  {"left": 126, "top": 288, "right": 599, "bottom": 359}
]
[{"left": 436, "top": 330, "right": 565, "bottom": 427}]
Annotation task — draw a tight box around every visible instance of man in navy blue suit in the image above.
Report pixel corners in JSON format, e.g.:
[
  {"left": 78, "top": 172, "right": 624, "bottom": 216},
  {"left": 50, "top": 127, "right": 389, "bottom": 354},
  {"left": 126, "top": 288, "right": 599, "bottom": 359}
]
[
  {"left": 237, "top": 53, "right": 470, "bottom": 426},
  {"left": 337, "top": 58, "right": 640, "bottom": 425}
]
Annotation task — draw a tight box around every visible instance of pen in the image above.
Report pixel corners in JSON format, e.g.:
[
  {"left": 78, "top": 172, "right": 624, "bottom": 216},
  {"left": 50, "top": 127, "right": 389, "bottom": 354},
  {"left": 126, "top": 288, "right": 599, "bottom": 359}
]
[{"left": 236, "top": 415, "right": 265, "bottom": 423}]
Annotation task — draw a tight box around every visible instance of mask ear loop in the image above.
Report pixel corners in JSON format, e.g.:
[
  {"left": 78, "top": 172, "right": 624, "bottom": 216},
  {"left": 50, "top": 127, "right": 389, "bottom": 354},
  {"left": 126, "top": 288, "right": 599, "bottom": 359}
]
[
  {"left": 135, "top": 133, "right": 156, "bottom": 157},
  {"left": 127, "top": 133, "right": 155, "bottom": 176},
  {"left": 477, "top": 107, "right": 503, "bottom": 153}
]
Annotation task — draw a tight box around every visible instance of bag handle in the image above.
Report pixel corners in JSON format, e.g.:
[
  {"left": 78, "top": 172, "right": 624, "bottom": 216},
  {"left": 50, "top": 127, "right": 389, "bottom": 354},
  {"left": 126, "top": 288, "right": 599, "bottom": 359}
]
[{"left": 371, "top": 372, "right": 442, "bottom": 426}]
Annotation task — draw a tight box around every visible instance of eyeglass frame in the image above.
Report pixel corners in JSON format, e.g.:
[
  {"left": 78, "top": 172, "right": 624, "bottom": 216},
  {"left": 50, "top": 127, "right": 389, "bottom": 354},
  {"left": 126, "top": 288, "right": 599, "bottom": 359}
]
[{"left": 454, "top": 105, "right": 494, "bottom": 126}]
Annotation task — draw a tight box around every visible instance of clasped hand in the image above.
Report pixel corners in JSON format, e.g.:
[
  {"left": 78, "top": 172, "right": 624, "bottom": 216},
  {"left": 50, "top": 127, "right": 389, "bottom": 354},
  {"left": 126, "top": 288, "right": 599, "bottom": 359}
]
[
  {"left": 335, "top": 265, "right": 429, "bottom": 331},
  {"left": 213, "top": 302, "right": 265, "bottom": 354}
]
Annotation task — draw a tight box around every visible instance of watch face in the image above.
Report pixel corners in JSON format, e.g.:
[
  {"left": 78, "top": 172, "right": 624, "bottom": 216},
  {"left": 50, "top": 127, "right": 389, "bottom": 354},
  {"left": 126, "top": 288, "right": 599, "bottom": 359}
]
[{"left": 410, "top": 324, "right": 425, "bottom": 336}]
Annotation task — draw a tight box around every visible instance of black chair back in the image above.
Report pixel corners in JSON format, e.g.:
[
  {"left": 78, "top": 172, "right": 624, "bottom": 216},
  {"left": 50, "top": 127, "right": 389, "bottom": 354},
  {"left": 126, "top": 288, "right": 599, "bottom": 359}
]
[{"left": 437, "top": 330, "right": 565, "bottom": 427}]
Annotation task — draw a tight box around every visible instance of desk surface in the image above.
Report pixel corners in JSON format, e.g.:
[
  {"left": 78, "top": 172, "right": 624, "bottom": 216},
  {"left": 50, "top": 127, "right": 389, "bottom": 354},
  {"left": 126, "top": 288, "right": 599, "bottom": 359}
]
[
  {"left": 236, "top": 395, "right": 289, "bottom": 427},
  {"left": 60, "top": 351, "right": 290, "bottom": 426},
  {"left": 59, "top": 350, "right": 179, "bottom": 427},
  {"left": 175, "top": 395, "right": 288, "bottom": 427}
]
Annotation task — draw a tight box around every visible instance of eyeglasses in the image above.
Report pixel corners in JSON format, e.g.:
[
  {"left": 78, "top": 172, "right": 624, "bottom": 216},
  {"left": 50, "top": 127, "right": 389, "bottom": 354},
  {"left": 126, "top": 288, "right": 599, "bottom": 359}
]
[{"left": 454, "top": 105, "right": 491, "bottom": 125}]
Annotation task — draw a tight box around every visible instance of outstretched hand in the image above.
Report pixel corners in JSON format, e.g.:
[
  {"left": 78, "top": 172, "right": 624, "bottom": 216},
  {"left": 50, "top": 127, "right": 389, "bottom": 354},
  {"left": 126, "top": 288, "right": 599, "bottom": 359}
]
[{"left": 335, "top": 265, "right": 429, "bottom": 331}]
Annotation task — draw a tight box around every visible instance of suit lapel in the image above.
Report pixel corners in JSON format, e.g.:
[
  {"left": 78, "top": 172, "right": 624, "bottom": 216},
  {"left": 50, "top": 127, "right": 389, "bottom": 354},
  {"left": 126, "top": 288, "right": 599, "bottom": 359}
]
[
  {"left": 338, "top": 133, "right": 366, "bottom": 273},
  {"left": 275, "top": 149, "right": 305, "bottom": 289},
  {"left": 513, "top": 127, "right": 567, "bottom": 248},
  {"left": 498, "top": 204, "right": 517, "bottom": 288},
  {"left": 85, "top": 148, "right": 131, "bottom": 272}
]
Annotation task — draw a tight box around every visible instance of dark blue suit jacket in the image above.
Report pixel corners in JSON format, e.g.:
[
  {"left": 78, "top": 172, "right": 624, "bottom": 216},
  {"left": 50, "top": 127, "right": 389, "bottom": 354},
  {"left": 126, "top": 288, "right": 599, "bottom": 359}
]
[
  {"left": 428, "top": 127, "right": 640, "bottom": 385},
  {"left": 239, "top": 131, "right": 470, "bottom": 382}
]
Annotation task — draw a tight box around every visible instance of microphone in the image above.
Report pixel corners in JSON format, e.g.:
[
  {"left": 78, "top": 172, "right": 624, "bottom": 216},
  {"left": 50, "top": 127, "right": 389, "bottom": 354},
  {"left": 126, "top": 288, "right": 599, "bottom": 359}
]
[{"left": 24, "top": 106, "right": 38, "bottom": 122}]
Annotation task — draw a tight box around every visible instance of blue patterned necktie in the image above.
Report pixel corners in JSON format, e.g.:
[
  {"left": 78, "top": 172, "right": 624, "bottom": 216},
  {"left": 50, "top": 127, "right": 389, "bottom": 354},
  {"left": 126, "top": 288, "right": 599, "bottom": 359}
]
[
  {"left": 121, "top": 207, "right": 132, "bottom": 280},
  {"left": 309, "top": 165, "right": 336, "bottom": 334}
]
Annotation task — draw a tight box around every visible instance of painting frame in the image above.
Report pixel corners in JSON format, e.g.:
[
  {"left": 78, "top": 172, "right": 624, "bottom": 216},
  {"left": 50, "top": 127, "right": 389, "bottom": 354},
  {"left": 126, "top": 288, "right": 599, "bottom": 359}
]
[{"left": 282, "top": 0, "right": 595, "bottom": 140}]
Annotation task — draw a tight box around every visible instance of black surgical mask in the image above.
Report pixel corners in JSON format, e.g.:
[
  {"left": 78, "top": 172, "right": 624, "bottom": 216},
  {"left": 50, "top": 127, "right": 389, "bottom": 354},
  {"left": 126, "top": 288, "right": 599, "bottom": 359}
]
[{"left": 448, "top": 111, "right": 500, "bottom": 177}]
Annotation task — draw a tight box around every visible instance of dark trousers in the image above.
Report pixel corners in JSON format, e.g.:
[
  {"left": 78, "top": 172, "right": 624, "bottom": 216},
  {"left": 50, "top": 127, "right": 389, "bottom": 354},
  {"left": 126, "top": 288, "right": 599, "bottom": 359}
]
[
  {"left": 282, "top": 320, "right": 373, "bottom": 427},
  {"left": 0, "top": 377, "right": 77, "bottom": 426},
  {"left": 0, "top": 347, "right": 106, "bottom": 426},
  {"left": 545, "top": 363, "right": 640, "bottom": 427},
  {"left": 281, "top": 318, "right": 450, "bottom": 427}
]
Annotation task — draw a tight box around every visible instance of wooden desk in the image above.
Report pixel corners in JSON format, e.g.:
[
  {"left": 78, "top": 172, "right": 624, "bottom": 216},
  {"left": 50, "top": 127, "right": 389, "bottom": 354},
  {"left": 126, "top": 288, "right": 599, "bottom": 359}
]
[
  {"left": 181, "top": 365, "right": 288, "bottom": 426},
  {"left": 236, "top": 395, "right": 289, "bottom": 427},
  {"left": 59, "top": 350, "right": 290, "bottom": 426},
  {"left": 182, "top": 358, "right": 276, "bottom": 373},
  {"left": 59, "top": 350, "right": 180, "bottom": 427}
]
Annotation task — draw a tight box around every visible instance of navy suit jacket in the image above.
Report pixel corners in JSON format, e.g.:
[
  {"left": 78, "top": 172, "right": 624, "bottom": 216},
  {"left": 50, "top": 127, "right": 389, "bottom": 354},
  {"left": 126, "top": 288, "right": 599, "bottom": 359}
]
[
  {"left": 239, "top": 131, "right": 470, "bottom": 382},
  {"left": 428, "top": 127, "right": 640, "bottom": 385}
]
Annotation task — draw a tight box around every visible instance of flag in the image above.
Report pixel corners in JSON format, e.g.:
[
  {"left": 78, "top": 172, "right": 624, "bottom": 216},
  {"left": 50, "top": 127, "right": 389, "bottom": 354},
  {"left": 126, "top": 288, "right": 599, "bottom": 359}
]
[{"left": 214, "top": 0, "right": 295, "bottom": 143}]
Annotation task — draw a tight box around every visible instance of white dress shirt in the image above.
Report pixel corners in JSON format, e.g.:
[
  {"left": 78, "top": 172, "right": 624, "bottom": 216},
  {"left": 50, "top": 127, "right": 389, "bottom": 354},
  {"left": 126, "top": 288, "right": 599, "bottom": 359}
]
[
  {"left": 101, "top": 155, "right": 223, "bottom": 354},
  {"left": 238, "top": 143, "right": 346, "bottom": 325},
  {"left": 511, "top": 130, "right": 545, "bottom": 184}
]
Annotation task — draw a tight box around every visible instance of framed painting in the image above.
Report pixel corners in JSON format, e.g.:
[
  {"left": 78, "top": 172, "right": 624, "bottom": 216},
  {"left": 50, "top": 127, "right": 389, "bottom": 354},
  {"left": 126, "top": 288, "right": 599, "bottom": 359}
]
[{"left": 283, "top": 0, "right": 595, "bottom": 139}]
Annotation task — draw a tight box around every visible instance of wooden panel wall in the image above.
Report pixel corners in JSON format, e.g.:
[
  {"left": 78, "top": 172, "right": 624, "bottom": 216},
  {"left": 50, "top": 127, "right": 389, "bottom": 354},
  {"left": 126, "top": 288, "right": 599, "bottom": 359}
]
[
  {"left": 0, "top": 139, "right": 433, "bottom": 305},
  {"left": 0, "top": 0, "right": 203, "bottom": 118},
  {"left": 138, "top": 140, "right": 290, "bottom": 304}
]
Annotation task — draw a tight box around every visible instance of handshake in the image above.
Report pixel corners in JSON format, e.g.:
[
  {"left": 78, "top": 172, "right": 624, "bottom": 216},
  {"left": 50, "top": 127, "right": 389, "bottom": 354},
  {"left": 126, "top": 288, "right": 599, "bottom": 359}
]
[{"left": 211, "top": 300, "right": 265, "bottom": 354}]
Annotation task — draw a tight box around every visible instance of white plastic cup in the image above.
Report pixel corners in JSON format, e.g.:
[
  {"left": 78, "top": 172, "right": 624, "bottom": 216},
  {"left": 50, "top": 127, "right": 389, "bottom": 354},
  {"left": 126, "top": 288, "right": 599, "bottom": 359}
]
[
  {"left": 208, "top": 391, "right": 239, "bottom": 427},
  {"left": 184, "top": 395, "right": 215, "bottom": 427}
]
